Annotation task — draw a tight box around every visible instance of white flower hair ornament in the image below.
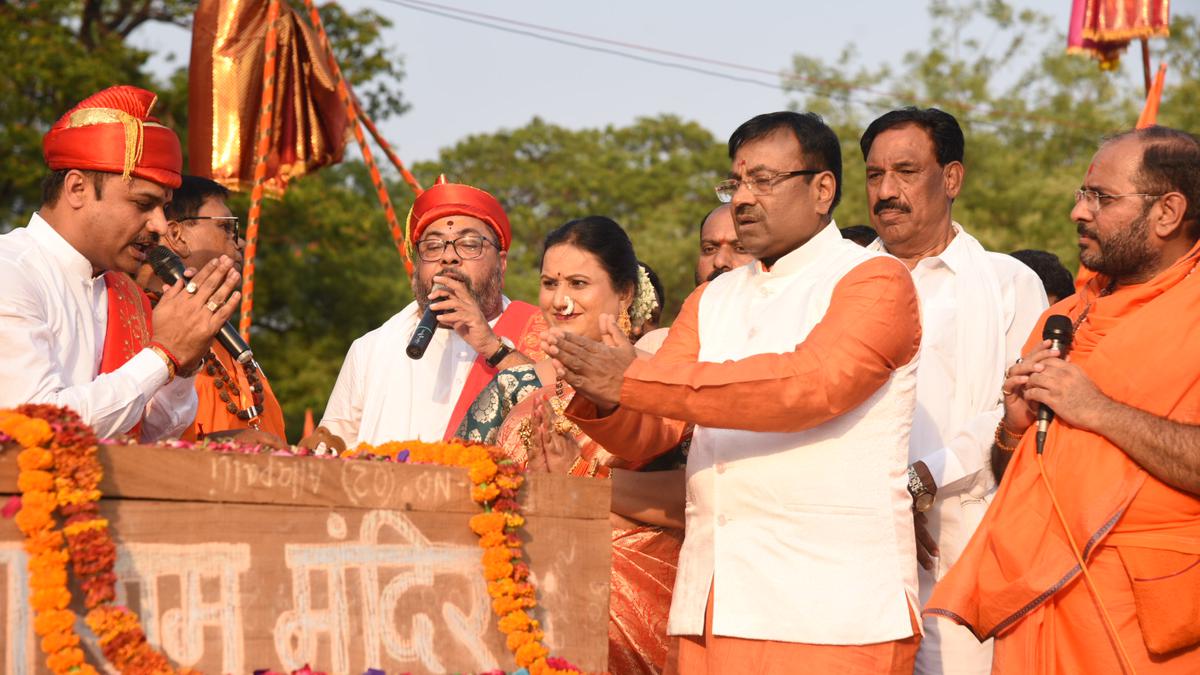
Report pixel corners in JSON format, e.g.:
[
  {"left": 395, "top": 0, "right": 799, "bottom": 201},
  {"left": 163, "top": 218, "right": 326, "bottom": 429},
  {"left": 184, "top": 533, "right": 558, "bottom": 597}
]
[{"left": 629, "top": 264, "right": 660, "bottom": 328}]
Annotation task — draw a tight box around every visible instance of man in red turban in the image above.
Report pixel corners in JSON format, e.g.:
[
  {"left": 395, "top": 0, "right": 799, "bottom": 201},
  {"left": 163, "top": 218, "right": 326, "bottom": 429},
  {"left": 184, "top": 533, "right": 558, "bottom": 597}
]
[
  {"left": 303, "top": 176, "right": 547, "bottom": 451},
  {"left": 0, "top": 85, "right": 243, "bottom": 441}
]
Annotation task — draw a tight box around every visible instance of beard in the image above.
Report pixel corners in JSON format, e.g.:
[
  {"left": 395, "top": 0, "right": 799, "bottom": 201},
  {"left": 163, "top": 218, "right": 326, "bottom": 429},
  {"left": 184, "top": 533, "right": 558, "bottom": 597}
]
[
  {"left": 413, "top": 264, "right": 505, "bottom": 319},
  {"left": 1078, "top": 208, "right": 1156, "bottom": 280}
]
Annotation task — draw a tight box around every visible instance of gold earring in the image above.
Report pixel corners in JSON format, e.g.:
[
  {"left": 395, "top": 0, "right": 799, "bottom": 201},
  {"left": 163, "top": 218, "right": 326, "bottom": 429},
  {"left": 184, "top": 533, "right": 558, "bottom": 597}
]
[{"left": 618, "top": 309, "right": 632, "bottom": 336}]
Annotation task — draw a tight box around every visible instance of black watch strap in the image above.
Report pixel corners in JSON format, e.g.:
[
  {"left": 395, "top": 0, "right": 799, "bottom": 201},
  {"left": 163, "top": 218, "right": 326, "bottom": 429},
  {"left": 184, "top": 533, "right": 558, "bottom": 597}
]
[{"left": 486, "top": 342, "right": 513, "bottom": 368}]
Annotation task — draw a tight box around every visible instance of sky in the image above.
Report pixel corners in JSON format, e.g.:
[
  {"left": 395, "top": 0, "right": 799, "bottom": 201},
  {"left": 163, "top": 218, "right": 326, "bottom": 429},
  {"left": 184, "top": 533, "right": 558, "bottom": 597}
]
[{"left": 133, "top": 0, "right": 1197, "bottom": 164}]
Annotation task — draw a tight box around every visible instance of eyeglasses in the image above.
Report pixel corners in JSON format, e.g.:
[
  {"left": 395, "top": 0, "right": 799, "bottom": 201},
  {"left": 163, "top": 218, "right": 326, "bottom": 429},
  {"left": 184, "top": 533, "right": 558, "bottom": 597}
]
[
  {"left": 714, "top": 169, "right": 824, "bottom": 203},
  {"left": 180, "top": 215, "right": 240, "bottom": 240},
  {"left": 415, "top": 235, "right": 498, "bottom": 262},
  {"left": 1074, "top": 189, "right": 1163, "bottom": 214}
]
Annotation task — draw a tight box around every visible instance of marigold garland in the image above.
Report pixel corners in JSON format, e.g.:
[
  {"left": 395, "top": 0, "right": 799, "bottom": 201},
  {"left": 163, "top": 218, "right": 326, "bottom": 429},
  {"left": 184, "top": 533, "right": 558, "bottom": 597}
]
[
  {"left": 352, "top": 439, "right": 582, "bottom": 675},
  {"left": 1, "top": 412, "right": 584, "bottom": 675},
  {"left": 1, "top": 404, "right": 198, "bottom": 675}
]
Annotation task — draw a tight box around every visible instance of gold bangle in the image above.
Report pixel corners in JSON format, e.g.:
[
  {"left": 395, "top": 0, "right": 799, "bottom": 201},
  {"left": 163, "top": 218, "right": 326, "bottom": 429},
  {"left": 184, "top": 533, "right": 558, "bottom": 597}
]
[{"left": 148, "top": 345, "right": 176, "bottom": 384}]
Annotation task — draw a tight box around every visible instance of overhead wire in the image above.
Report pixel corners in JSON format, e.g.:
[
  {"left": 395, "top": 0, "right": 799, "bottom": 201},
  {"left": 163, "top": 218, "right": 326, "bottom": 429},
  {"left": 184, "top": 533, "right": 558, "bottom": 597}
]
[{"left": 369, "top": 0, "right": 1122, "bottom": 137}]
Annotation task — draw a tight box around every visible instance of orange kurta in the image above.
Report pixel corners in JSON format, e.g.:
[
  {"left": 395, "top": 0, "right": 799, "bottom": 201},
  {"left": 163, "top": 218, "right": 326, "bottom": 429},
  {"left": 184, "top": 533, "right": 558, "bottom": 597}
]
[
  {"left": 568, "top": 256, "right": 921, "bottom": 458},
  {"left": 927, "top": 242, "right": 1200, "bottom": 673},
  {"left": 567, "top": 256, "right": 922, "bottom": 673},
  {"left": 183, "top": 342, "right": 286, "bottom": 441}
]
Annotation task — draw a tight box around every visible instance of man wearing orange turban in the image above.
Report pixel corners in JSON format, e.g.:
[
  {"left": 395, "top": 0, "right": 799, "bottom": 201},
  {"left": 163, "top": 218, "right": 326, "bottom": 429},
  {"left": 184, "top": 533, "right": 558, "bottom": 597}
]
[
  {"left": 0, "top": 85, "right": 243, "bottom": 441},
  {"left": 302, "top": 176, "right": 547, "bottom": 451}
]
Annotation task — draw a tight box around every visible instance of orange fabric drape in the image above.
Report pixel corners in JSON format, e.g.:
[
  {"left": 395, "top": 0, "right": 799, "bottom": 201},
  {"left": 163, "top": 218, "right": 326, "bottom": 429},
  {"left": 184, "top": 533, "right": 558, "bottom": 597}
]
[
  {"left": 927, "top": 242, "right": 1200, "bottom": 671},
  {"left": 1067, "top": 0, "right": 1170, "bottom": 68},
  {"left": 188, "top": 0, "right": 348, "bottom": 194},
  {"left": 182, "top": 344, "right": 286, "bottom": 442}
]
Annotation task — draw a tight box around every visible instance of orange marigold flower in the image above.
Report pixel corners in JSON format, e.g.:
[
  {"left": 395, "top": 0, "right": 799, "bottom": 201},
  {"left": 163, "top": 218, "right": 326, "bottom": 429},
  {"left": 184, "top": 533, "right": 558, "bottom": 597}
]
[
  {"left": 478, "top": 531, "right": 506, "bottom": 548},
  {"left": 469, "top": 512, "right": 507, "bottom": 535},
  {"left": 40, "top": 629, "right": 80, "bottom": 654},
  {"left": 488, "top": 577, "right": 517, "bottom": 598},
  {"left": 515, "top": 640, "right": 550, "bottom": 668},
  {"left": 498, "top": 609, "right": 533, "bottom": 634},
  {"left": 31, "top": 587, "right": 72, "bottom": 612},
  {"left": 482, "top": 545, "right": 514, "bottom": 566},
  {"left": 469, "top": 458, "right": 499, "bottom": 484},
  {"left": 9, "top": 416, "right": 53, "bottom": 448},
  {"left": 45, "top": 645, "right": 86, "bottom": 672},
  {"left": 471, "top": 483, "right": 501, "bottom": 504},
  {"left": 34, "top": 609, "right": 75, "bottom": 636},
  {"left": 484, "top": 560, "right": 514, "bottom": 581},
  {"left": 17, "top": 446, "right": 54, "bottom": 471}
]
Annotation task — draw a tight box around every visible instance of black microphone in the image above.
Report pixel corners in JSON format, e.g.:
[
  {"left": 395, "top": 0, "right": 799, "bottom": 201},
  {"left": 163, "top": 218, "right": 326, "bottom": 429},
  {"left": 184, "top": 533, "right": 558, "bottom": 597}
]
[
  {"left": 147, "top": 245, "right": 254, "bottom": 364},
  {"left": 1035, "top": 314, "right": 1074, "bottom": 454},
  {"left": 406, "top": 284, "right": 448, "bottom": 359}
]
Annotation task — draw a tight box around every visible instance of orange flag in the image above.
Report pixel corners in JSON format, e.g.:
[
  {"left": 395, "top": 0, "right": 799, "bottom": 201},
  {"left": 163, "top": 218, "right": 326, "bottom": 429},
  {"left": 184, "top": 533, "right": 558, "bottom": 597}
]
[
  {"left": 303, "top": 407, "right": 315, "bottom": 438},
  {"left": 1136, "top": 63, "right": 1168, "bottom": 128}
]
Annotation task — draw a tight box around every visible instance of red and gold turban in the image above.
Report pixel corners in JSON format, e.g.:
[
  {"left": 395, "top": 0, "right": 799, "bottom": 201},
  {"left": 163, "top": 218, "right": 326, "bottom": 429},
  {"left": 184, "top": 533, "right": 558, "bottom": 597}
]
[
  {"left": 406, "top": 175, "right": 512, "bottom": 252},
  {"left": 42, "top": 85, "right": 183, "bottom": 188}
]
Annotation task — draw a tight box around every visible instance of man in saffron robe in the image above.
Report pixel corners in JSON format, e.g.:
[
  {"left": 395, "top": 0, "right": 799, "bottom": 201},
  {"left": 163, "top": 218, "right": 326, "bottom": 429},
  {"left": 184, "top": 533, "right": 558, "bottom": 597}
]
[
  {"left": 0, "top": 85, "right": 244, "bottom": 440},
  {"left": 927, "top": 126, "right": 1200, "bottom": 673},
  {"left": 304, "top": 176, "right": 547, "bottom": 450},
  {"left": 547, "top": 111, "right": 924, "bottom": 674},
  {"left": 135, "top": 176, "right": 287, "bottom": 446}
]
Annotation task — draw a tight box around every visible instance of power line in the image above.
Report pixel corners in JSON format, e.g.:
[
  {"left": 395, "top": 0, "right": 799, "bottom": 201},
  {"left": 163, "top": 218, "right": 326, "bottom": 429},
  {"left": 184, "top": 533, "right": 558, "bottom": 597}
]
[{"left": 367, "top": 0, "right": 1121, "bottom": 137}]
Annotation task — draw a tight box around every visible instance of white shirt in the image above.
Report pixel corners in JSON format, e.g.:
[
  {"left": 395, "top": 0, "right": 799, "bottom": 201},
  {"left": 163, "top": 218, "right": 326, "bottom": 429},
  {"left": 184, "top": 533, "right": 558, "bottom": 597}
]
[
  {"left": 898, "top": 227, "right": 1047, "bottom": 497},
  {"left": 674, "top": 222, "right": 921, "bottom": 644},
  {"left": 321, "top": 297, "right": 510, "bottom": 446},
  {"left": 0, "top": 214, "right": 197, "bottom": 440}
]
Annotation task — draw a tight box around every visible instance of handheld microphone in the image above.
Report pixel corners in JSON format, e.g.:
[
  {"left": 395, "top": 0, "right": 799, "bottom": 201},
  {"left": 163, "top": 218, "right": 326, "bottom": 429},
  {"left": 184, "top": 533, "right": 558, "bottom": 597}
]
[
  {"left": 406, "top": 284, "right": 448, "bottom": 359},
  {"left": 1035, "top": 314, "right": 1074, "bottom": 454},
  {"left": 147, "top": 245, "right": 254, "bottom": 364}
]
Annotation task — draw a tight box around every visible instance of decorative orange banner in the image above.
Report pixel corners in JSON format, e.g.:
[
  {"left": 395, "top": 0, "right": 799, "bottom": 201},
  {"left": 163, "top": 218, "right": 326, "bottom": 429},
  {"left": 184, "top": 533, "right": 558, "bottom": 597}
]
[
  {"left": 188, "top": 0, "right": 348, "bottom": 194},
  {"left": 1067, "top": 0, "right": 1170, "bottom": 68}
]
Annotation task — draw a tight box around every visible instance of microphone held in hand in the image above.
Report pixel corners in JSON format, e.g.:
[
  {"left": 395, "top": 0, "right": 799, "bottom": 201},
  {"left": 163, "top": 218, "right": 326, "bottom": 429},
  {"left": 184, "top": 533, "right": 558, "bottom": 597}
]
[
  {"left": 407, "top": 284, "right": 448, "bottom": 359},
  {"left": 1035, "top": 314, "right": 1074, "bottom": 454},
  {"left": 147, "top": 245, "right": 254, "bottom": 364}
]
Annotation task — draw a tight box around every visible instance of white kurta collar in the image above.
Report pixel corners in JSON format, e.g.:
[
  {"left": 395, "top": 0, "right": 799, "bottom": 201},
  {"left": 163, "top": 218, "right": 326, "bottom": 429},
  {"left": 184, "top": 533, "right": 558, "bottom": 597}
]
[
  {"left": 750, "top": 219, "right": 841, "bottom": 280},
  {"left": 27, "top": 212, "right": 97, "bottom": 282}
]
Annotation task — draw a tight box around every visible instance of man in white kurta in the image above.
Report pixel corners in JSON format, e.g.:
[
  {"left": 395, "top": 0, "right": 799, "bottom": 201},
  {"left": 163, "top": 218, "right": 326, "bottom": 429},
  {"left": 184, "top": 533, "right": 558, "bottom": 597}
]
[
  {"left": 860, "top": 107, "right": 1048, "bottom": 674},
  {"left": 0, "top": 215, "right": 196, "bottom": 439},
  {"left": 549, "top": 112, "right": 925, "bottom": 673},
  {"left": 1, "top": 85, "right": 244, "bottom": 440},
  {"left": 308, "top": 177, "right": 544, "bottom": 449}
]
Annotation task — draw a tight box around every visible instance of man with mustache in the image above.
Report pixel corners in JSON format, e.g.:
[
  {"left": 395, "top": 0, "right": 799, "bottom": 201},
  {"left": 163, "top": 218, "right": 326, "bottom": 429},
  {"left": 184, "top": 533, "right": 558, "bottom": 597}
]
[
  {"left": 546, "top": 111, "right": 924, "bottom": 673},
  {"left": 929, "top": 126, "right": 1200, "bottom": 673},
  {"left": 0, "top": 85, "right": 241, "bottom": 440},
  {"left": 134, "top": 175, "right": 287, "bottom": 447},
  {"left": 303, "top": 176, "right": 545, "bottom": 450},
  {"left": 859, "top": 107, "right": 1047, "bottom": 675}
]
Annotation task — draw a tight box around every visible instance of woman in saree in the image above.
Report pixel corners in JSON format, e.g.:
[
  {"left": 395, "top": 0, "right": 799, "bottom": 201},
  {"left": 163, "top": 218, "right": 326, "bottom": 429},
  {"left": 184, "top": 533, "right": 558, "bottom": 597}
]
[{"left": 457, "top": 215, "right": 684, "bottom": 674}]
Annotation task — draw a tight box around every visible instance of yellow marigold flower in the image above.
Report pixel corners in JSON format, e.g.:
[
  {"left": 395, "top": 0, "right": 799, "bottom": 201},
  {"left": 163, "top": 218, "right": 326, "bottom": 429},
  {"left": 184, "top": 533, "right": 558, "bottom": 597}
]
[
  {"left": 62, "top": 518, "right": 108, "bottom": 536},
  {"left": 505, "top": 512, "right": 525, "bottom": 528}
]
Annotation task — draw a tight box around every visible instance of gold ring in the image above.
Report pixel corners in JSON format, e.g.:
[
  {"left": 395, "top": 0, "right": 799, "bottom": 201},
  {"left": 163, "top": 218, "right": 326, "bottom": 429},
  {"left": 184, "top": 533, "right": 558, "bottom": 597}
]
[
  {"left": 205, "top": 300, "right": 221, "bottom": 312},
  {"left": 1002, "top": 389, "right": 1013, "bottom": 396}
]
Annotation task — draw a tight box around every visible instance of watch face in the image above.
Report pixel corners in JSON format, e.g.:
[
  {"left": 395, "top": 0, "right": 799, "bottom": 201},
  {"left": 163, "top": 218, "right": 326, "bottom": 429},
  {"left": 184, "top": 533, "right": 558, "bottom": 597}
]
[{"left": 915, "top": 492, "right": 935, "bottom": 512}]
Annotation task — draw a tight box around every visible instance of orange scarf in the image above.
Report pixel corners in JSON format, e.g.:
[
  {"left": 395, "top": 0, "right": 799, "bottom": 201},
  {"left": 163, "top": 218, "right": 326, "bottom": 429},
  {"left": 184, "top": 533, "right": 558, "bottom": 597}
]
[
  {"left": 99, "top": 272, "right": 153, "bottom": 440},
  {"left": 927, "top": 241, "right": 1200, "bottom": 651},
  {"left": 441, "top": 300, "right": 548, "bottom": 440}
]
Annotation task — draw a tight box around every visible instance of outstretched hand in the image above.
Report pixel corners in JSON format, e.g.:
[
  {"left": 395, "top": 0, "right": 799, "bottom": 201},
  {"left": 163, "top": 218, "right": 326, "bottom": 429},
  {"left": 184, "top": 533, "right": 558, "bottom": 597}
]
[{"left": 541, "top": 314, "right": 635, "bottom": 411}]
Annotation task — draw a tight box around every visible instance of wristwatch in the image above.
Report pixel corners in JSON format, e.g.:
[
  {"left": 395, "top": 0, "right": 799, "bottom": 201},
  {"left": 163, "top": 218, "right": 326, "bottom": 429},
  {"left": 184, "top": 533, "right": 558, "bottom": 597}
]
[
  {"left": 485, "top": 336, "right": 515, "bottom": 368},
  {"left": 907, "top": 465, "right": 936, "bottom": 513}
]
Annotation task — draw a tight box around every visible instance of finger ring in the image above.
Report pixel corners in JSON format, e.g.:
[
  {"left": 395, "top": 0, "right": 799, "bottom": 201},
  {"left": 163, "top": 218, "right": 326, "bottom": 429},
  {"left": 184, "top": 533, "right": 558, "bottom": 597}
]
[
  {"left": 1015, "top": 357, "right": 1024, "bottom": 364},
  {"left": 1002, "top": 389, "right": 1013, "bottom": 396},
  {"left": 205, "top": 300, "right": 221, "bottom": 312},
  {"left": 185, "top": 281, "right": 198, "bottom": 294}
]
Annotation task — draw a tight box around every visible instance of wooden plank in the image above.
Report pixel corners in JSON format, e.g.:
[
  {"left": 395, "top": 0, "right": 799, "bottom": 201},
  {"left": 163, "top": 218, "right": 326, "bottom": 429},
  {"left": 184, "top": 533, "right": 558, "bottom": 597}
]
[{"left": 0, "top": 444, "right": 612, "bottom": 674}]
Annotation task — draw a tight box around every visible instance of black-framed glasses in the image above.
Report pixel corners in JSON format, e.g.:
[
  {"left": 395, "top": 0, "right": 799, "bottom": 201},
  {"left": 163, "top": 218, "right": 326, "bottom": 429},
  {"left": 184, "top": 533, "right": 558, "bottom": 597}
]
[
  {"left": 180, "top": 215, "right": 240, "bottom": 240},
  {"left": 715, "top": 169, "right": 824, "bottom": 203},
  {"left": 1074, "top": 189, "right": 1163, "bottom": 214},
  {"left": 415, "top": 235, "right": 498, "bottom": 262}
]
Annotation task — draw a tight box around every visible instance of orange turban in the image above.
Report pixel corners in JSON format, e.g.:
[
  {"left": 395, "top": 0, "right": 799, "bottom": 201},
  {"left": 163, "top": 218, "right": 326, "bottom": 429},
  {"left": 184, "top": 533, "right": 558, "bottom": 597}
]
[
  {"left": 42, "top": 85, "right": 183, "bottom": 189},
  {"left": 406, "top": 175, "right": 512, "bottom": 251}
]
